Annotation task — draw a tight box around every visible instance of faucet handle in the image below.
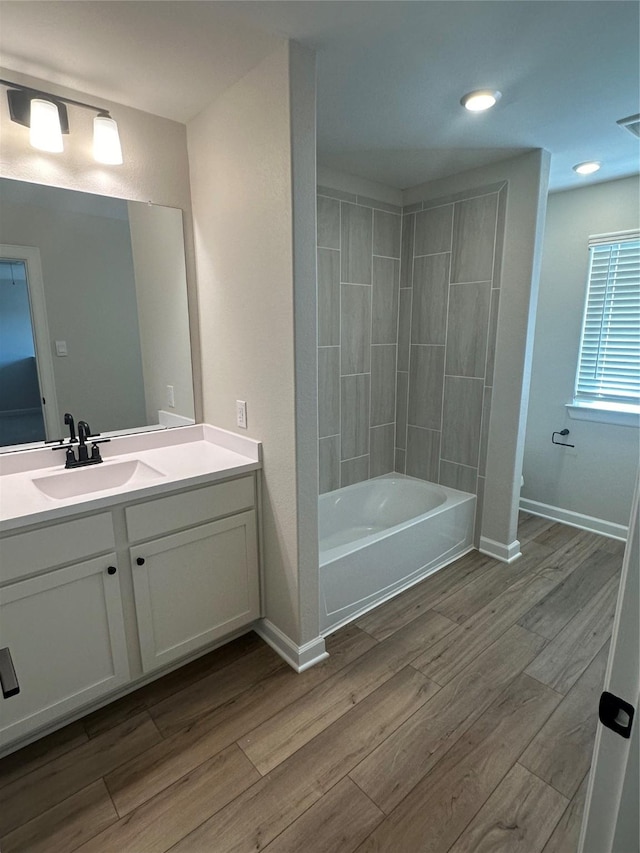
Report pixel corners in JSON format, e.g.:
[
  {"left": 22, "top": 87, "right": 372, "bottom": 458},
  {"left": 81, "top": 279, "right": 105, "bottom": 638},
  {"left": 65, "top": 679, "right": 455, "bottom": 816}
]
[{"left": 63, "top": 413, "right": 76, "bottom": 443}]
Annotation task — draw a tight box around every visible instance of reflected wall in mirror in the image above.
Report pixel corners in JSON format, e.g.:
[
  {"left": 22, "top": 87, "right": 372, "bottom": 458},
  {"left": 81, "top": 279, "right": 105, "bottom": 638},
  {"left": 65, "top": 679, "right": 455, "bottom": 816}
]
[{"left": 0, "top": 178, "right": 195, "bottom": 450}]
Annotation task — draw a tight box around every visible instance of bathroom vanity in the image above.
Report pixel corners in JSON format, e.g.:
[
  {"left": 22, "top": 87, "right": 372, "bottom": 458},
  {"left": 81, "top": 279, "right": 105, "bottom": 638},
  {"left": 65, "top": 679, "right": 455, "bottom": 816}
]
[{"left": 0, "top": 424, "right": 262, "bottom": 754}]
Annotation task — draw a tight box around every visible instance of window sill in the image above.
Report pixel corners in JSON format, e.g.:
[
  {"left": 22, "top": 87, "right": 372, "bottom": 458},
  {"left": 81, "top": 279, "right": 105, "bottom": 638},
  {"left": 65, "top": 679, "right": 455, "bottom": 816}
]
[{"left": 566, "top": 402, "right": 640, "bottom": 427}]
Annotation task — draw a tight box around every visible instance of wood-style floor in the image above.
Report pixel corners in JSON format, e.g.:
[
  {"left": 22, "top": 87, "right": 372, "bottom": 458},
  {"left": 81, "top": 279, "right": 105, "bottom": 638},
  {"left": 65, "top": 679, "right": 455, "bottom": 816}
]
[{"left": 0, "top": 514, "right": 625, "bottom": 853}]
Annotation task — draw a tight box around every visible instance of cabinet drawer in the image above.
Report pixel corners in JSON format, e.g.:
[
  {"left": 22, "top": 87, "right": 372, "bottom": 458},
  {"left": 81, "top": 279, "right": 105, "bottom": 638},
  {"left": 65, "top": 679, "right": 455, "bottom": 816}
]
[
  {"left": 0, "top": 513, "right": 116, "bottom": 584},
  {"left": 125, "top": 475, "right": 255, "bottom": 542}
]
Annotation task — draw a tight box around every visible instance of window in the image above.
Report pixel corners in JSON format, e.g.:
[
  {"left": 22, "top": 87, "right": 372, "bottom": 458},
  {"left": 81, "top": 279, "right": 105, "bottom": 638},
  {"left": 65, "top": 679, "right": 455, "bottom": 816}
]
[{"left": 572, "top": 230, "right": 640, "bottom": 420}]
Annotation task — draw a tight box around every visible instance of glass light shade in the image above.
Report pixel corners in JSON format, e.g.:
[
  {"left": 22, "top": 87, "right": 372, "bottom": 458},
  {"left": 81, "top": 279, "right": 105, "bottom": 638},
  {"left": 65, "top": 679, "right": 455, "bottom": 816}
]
[
  {"left": 29, "top": 99, "right": 63, "bottom": 152},
  {"left": 461, "top": 90, "right": 501, "bottom": 112},
  {"left": 93, "top": 115, "right": 123, "bottom": 165},
  {"left": 573, "top": 161, "right": 601, "bottom": 175}
]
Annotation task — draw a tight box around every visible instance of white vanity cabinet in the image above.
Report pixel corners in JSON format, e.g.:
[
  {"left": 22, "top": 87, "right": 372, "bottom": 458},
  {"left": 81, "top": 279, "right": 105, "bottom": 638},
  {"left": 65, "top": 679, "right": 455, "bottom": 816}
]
[
  {"left": 126, "top": 477, "right": 260, "bottom": 673},
  {"left": 0, "top": 516, "right": 130, "bottom": 747},
  {"left": 0, "top": 469, "right": 261, "bottom": 753}
]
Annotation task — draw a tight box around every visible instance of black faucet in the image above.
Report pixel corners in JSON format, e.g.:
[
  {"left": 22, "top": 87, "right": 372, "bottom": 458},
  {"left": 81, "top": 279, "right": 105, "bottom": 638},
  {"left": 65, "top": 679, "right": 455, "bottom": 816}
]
[
  {"left": 77, "top": 421, "right": 91, "bottom": 462},
  {"left": 51, "top": 417, "right": 110, "bottom": 468},
  {"left": 64, "top": 412, "right": 76, "bottom": 443}
]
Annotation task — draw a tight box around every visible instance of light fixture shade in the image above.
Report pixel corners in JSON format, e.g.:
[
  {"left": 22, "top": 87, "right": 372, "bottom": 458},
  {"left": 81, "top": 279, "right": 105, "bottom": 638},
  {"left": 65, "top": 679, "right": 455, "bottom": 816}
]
[
  {"left": 93, "top": 115, "right": 123, "bottom": 165},
  {"left": 29, "top": 98, "right": 63, "bottom": 152},
  {"left": 461, "top": 90, "right": 502, "bottom": 112}
]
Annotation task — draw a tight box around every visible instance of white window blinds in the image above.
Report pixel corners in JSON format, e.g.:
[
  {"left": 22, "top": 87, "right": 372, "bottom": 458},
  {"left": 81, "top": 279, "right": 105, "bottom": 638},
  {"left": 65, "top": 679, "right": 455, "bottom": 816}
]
[{"left": 575, "top": 231, "right": 640, "bottom": 408}]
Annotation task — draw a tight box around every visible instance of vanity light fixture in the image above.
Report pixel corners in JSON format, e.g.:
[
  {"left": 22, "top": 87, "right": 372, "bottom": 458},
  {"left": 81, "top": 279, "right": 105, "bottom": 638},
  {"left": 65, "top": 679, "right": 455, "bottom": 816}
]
[
  {"left": 93, "top": 114, "right": 123, "bottom": 165},
  {"left": 29, "top": 98, "right": 64, "bottom": 153},
  {"left": 461, "top": 89, "right": 502, "bottom": 112},
  {"left": 2, "top": 79, "right": 123, "bottom": 165},
  {"left": 573, "top": 161, "right": 602, "bottom": 175}
]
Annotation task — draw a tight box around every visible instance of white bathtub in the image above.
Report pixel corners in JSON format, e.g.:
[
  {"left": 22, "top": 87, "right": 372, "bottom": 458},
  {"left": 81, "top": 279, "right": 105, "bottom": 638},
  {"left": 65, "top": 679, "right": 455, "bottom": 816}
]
[{"left": 319, "top": 473, "right": 476, "bottom": 635}]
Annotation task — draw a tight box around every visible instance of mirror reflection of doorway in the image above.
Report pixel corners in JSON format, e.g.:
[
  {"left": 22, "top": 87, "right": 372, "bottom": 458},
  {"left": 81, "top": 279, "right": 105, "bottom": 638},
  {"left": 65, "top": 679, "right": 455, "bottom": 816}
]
[{"left": 0, "top": 259, "right": 46, "bottom": 445}]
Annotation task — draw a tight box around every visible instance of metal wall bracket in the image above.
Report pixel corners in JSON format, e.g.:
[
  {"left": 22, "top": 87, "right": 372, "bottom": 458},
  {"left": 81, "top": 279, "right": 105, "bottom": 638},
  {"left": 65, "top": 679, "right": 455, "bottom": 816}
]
[{"left": 552, "top": 428, "right": 574, "bottom": 447}]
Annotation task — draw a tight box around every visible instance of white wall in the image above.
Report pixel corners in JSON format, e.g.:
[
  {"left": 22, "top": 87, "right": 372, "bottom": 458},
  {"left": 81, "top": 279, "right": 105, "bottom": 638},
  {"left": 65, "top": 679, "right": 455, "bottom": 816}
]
[
  {"left": 404, "top": 150, "right": 551, "bottom": 558},
  {"left": 289, "top": 43, "right": 321, "bottom": 646},
  {"left": 0, "top": 67, "right": 202, "bottom": 422},
  {"left": 523, "top": 176, "right": 640, "bottom": 529},
  {"left": 128, "top": 202, "right": 194, "bottom": 423},
  {"left": 187, "top": 41, "right": 319, "bottom": 646}
]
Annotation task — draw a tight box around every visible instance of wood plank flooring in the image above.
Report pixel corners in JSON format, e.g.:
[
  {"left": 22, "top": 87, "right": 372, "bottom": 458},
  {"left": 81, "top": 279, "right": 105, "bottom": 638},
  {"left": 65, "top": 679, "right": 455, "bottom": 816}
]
[{"left": 0, "top": 514, "right": 624, "bottom": 853}]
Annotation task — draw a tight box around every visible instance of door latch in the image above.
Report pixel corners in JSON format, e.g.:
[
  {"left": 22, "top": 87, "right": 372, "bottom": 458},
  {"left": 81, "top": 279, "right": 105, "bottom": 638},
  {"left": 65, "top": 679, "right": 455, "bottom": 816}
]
[{"left": 599, "top": 691, "right": 635, "bottom": 739}]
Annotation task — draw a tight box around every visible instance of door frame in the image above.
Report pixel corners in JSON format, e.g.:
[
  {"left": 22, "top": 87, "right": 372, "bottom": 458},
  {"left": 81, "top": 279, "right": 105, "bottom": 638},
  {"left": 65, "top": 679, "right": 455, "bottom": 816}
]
[
  {"left": 578, "top": 469, "right": 639, "bottom": 852},
  {"left": 0, "top": 244, "right": 60, "bottom": 440}
]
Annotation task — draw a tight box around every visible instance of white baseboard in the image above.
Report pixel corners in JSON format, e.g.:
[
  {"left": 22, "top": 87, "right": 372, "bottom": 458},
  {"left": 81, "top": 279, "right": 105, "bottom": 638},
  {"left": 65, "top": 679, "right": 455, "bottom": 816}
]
[
  {"left": 519, "top": 498, "right": 628, "bottom": 541},
  {"left": 479, "top": 536, "right": 522, "bottom": 564},
  {"left": 255, "top": 619, "right": 328, "bottom": 673}
]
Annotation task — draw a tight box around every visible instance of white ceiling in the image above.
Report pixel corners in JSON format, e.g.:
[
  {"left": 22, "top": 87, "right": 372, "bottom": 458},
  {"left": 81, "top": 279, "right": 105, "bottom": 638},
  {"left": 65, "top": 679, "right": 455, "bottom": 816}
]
[{"left": 1, "top": 1, "right": 638, "bottom": 192}]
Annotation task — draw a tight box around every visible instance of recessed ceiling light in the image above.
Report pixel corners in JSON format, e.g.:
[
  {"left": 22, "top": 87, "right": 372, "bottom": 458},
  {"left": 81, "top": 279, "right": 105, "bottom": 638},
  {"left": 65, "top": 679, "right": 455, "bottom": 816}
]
[
  {"left": 573, "top": 161, "right": 602, "bottom": 175},
  {"left": 461, "top": 90, "right": 502, "bottom": 112}
]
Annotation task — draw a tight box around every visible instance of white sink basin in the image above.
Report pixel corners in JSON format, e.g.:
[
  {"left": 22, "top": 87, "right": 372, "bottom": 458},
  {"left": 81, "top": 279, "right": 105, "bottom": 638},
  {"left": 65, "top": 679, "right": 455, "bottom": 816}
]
[{"left": 32, "top": 460, "right": 165, "bottom": 500}]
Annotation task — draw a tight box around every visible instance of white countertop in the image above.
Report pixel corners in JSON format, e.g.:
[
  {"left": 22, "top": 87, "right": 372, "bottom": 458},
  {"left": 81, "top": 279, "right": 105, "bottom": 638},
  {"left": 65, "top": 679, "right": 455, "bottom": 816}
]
[{"left": 0, "top": 424, "right": 262, "bottom": 533}]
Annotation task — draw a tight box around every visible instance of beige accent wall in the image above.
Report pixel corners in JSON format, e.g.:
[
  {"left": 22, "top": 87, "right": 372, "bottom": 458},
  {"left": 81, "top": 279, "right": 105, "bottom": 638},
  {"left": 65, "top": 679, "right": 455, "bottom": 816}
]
[{"left": 187, "top": 41, "right": 319, "bottom": 644}]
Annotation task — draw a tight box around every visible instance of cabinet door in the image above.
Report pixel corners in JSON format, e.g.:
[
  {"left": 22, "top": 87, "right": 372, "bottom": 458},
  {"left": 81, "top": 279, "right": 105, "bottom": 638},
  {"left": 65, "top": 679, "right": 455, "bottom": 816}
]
[
  {"left": 131, "top": 510, "right": 260, "bottom": 673},
  {"left": 0, "top": 555, "right": 129, "bottom": 747}
]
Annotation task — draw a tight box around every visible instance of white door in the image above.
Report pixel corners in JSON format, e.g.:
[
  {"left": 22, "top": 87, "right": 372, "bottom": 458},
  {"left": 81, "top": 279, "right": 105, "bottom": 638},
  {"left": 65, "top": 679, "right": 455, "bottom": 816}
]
[{"left": 578, "top": 471, "right": 639, "bottom": 853}]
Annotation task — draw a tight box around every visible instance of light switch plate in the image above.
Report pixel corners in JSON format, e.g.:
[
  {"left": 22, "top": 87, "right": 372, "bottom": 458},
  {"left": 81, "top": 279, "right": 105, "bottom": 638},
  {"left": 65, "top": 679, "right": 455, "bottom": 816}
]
[
  {"left": 55, "top": 340, "right": 68, "bottom": 356},
  {"left": 236, "top": 400, "right": 248, "bottom": 429}
]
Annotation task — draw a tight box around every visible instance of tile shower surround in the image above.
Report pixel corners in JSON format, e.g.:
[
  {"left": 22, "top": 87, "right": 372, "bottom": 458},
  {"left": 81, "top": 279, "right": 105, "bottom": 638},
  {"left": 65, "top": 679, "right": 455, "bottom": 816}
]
[
  {"left": 317, "top": 182, "right": 507, "bottom": 542},
  {"left": 317, "top": 187, "right": 402, "bottom": 492}
]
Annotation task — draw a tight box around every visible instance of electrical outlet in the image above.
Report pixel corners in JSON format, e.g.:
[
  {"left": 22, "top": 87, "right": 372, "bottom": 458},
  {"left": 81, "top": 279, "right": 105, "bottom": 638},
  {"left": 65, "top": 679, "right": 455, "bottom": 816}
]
[
  {"left": 167, "top": 385, "right": 175, "bottom": 408},
  {"left": 236, "top": 400, "right": 248, "bottom": 429}
]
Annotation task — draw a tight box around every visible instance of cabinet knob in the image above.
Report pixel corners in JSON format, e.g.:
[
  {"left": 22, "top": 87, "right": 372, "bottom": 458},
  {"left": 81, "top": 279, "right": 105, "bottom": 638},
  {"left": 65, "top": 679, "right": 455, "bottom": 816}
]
[
  {"left": 136, "top": 557, "right": 145, "bottom": 566},
  {"left": 107, "top": 566, "right": 117, "bottom": 575}
]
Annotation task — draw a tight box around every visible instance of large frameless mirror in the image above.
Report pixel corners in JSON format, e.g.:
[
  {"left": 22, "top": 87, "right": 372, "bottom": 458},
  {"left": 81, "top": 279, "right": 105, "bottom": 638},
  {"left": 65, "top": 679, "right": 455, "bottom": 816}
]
[{"left": 0, "top": 177, "right": 195, "bottom": 450}]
